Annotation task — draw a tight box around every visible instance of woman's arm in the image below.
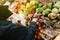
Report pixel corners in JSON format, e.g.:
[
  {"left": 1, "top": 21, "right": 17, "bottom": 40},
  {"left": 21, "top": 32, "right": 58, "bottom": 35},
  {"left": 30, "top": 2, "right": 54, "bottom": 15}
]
[{"left": 24, "top": 18, "right": 37, "bottom": 40}]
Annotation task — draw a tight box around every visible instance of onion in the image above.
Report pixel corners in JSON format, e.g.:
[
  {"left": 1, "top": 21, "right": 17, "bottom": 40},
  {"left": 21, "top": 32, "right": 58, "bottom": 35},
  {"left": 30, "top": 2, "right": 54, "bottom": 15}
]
[{"left": 48, "top": 13, "right": 57, "bottom": 19}]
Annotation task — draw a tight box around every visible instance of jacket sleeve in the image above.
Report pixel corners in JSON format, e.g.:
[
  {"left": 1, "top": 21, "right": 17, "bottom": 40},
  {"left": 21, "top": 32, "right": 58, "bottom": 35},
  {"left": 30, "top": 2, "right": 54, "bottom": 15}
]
[
  {"left": 24, "top": 21, "right": 36, "bottom": 40},
  {"left": 0, "top": 21, "right": 27, "bottom": 40}
]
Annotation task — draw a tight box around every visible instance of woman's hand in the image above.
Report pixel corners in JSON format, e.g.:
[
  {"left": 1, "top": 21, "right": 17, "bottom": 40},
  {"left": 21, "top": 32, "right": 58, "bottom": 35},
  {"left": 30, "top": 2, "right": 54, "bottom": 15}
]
[{"left": 32, "top": 13, "right": 42, "bottom": 22}]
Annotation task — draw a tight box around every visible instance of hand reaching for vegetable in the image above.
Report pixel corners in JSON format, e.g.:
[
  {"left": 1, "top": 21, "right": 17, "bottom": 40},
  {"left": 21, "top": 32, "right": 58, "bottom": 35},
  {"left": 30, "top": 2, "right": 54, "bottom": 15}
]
[{"left": 32, "top": 13, "right": 44, "bottom": 23}]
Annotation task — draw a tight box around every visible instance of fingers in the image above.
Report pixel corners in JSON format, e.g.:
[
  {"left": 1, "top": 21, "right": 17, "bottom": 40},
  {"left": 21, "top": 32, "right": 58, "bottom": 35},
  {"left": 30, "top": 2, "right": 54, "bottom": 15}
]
[
  {"left": 33, "top": 13, "right": 42, "bottom": 18},
  {"left": 15, "top": 20, "right": 21, "bottom": 25},
  {"left": 24, "top": 16, "right": 30, "bottom": 20}
]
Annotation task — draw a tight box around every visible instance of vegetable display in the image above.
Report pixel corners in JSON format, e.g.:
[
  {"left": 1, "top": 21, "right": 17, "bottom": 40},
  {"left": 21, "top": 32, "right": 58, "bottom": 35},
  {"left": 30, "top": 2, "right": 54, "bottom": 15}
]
[{"left": 1, "top": 0, "right": 60, "bottom": 40}]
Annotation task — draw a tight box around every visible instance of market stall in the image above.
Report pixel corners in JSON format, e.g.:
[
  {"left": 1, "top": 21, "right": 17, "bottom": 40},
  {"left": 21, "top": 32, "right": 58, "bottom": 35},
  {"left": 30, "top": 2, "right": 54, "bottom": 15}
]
[{"left": 0, "top": 0, "right": 60, "bottom": 40}]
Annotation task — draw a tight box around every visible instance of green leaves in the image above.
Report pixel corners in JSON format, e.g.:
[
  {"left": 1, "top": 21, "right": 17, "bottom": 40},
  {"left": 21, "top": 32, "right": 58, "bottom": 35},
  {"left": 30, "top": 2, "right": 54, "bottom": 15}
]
[
  {"left": 36, "top": 8, "right": 43, "bottom": 13},
  {"left": 46, "top": 2, "right": 53, "bottom": 9},
  {"left": 42, "top": 8, "right": 51, "bottom": 15}
]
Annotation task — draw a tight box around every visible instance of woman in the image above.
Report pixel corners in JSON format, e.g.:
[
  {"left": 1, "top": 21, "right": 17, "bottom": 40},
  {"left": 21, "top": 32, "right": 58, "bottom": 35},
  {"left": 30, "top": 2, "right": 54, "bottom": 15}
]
[{"left": 0, "top": 6, "right": 39, "bottom": 40}]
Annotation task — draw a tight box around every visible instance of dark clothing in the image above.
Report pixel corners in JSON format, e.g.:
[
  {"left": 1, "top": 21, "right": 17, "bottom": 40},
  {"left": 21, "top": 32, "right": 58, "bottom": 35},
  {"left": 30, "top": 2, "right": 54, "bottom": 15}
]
[
  {"left": 0, "top": 20, "right": 36, "bottom": 40},
  {"left": 0, "top": 6, "right": 12, "bottom": 20}
]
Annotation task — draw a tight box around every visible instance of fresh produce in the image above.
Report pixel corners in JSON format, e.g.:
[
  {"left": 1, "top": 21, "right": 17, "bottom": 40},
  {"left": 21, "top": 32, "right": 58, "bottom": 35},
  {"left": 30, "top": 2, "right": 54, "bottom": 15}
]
[
  {"left": 46, "top": 2, "right": 52, "bottom": 9},
  {"left": 54, "top": 1, "right": 60, "bottom": 8},
  {"left": 42, "top": 8, "right": 51, "bottom": 16},
  {"left": 24, "top": 9, "right": 30, "bottom": 16},
  {"left": 58, "top": 8, "right": 60, "bottom": 12},
  {"left": 35, "top": 1, "right": 40, "bottom": 6},
  {"left": 20, "top": 4, "right": 26, "bottom": 10},
  {"left": 2, "top": 0, "right": 60, "bottom": 40},
  {"left": 48, "top": 13, "right": 57, "bottom": 19},
  {"left": 53, "top": 21, "right": 60, "bottom": 28},
  {"left": 51, "top": 20, "right": 57, "bottom": 25},
  {"left": 18, "top": 10, "right": 23, "bottom": 14},
  {"left": 36, "top": 8, "right": 40, "bottom": 13},
  {"left": 14, "top": 8, "right": 18, "bottom": 13},
  {"left": 30, "top": 0, "right": 36, "bottom": 6},
  {"left": 26, "top": 3, "right": 31, "bottom": 9},
  {"left": 38, "top": 3, "right": 43, "bottom": 7},
  {"left": 57, "top": 14, "right": 60, "bottom": 20},
  {"left": 44, "top": 17, "right": 52, "bottom": 26},
  {"left": 42, "top": 5, "right": 47, "bottom": 10},
  {"left": 30, "top": 8, "right": 35, "bottom": 14},
  {"left": 20, "top": 0, "right": 28, "bottom": 4},
  {"left": 52, "top": 8, "right": 58, "bottom": 13},
  {"left": 35, "top": 1, "right": 43, "bottom": 8}
]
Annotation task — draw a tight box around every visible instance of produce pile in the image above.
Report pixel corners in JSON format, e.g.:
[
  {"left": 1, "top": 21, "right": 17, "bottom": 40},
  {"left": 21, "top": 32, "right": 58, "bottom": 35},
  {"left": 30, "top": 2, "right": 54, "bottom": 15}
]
[
  {"left": 1, "top": 0, "right": 60, "bottom": 40},
  {"left": 8, "top": 0, "right": 60, "bottom": 28}
]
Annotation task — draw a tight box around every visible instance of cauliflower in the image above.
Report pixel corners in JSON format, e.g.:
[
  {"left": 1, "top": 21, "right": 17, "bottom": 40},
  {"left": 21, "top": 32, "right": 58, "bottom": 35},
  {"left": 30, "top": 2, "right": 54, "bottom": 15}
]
[
  {"left": 52, "top": 8, "right": 58, "bottom": 13},
  {"left": 54, "top": 1, "right": 60, "bottom": 8}
]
